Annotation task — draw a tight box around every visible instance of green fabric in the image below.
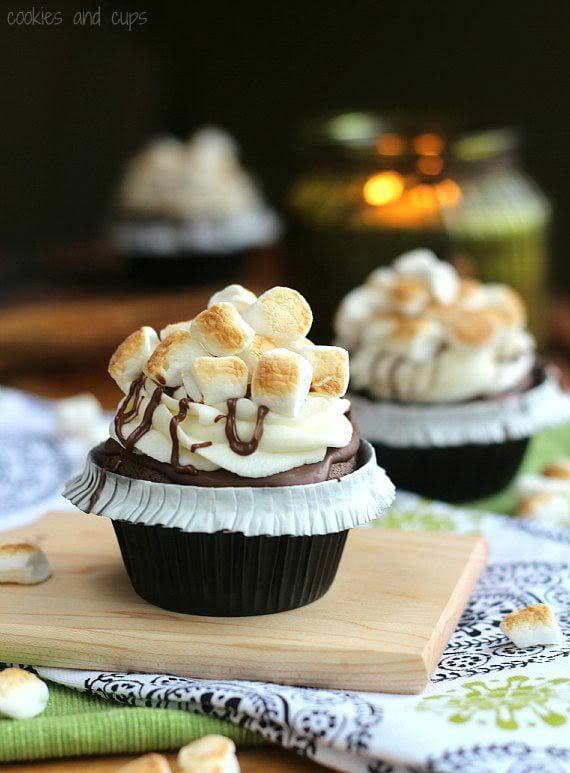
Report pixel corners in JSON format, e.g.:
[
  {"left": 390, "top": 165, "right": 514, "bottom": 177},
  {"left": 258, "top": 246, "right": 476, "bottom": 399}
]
[
  {"left": 1, "top": 425, "right": 567, "bottom": 762},
  {"left": 0, "top": 682, "right": 264, "bottom": 763}
]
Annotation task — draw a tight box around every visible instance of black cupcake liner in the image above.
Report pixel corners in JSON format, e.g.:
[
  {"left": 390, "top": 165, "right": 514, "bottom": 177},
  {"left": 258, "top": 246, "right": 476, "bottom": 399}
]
[
  {"left": 371, "top": 437, "right": 530, "bottom": 503},
  {"left": 112, "top": 520, "right": 348, "bottom": 616}
]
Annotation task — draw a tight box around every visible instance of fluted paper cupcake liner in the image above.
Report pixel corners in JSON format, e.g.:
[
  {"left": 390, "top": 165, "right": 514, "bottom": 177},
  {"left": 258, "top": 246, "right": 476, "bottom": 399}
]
[
  {"left": 349, "top": 365, "right": 570, "bottom": 449},
  {"left": 113, "top": 522, "right": 348, "bottom": 616},
  {"left": 63, "top": 440, "right": 394, "bottom": 537},
  {"left": 112, "top": 207, "right": 281, "bottom": 255}
]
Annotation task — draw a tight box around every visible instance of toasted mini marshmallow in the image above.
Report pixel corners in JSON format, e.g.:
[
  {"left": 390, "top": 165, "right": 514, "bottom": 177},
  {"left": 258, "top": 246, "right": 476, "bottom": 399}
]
[
  {"left": 119, "top": 753, "right": 172, "bottom": 772},
  {"left": 159, "top": 320, "right": 193, "bottom": 340},
  {"left": 501, "top": 603, "right": 564, "bottom": 648},
  {"left": 543, "top": 458, "right": 570, "bottom": 480},
  {"left": 285, "top": 337, "right": 315, "bottom": 353},
  {"left": 144, "top": 330, "right": 207, "bottom": 387},
  {"left": 446, "top": 309, "right": 501, "bottom": 348},
  {"left": 366, "top": 315, "right": 443, "bottom": 362},
  {"left": 191, "top": 303, "right": 255, "bottom": 356},
  {"left": 394, "top": 249, "right": 459, "bottom": 305},
  {"left": 518, "top": 493, "right": 570, "bottom": 527},
  {"left": 178, "top": 735, "right": 240, "bottom": 773},
  {"left": 334, "top": 285, "right": 382, "bottom": 349},
  {"left": 109, "top": 326, "right": 159, "bottom": 393},
  {"left": 242, "top": 287, "right": 312, "bottom": 344},
  {"left": 183, "top": 356, "right": 248, "bottom": 405},
  {"left": 208, "top": 284, "right": 257, "bottom": 312},
  {"left": 237, "top": 335, "right": 275, "bottom": 380},
  {"left": 389, "top": 277, "right": 430, "bottom": 316},
  {"left": 251, "top": 348, "right": 312, "bottom": 417},
  {"left": 0, "top": 543, "right": 51, "bottom": 585},
  {"left": 0, "top": 668, "right": 49, "bottom": 720},
  {"left": 483, "top": 284, "right": 527, "bottom": 328},
  {"left": 300, "top": 345, "right": 349, "bottom": 398}
]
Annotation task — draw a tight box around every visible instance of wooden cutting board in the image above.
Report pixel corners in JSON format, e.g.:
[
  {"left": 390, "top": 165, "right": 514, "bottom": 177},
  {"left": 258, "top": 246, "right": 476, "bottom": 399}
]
[{"left": 0, "top": 512, "right": 486, "bottom": 694}]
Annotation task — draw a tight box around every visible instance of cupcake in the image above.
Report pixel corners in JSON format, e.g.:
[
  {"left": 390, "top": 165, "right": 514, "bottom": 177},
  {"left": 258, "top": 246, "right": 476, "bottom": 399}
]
[
  {"left": 112, "top": 127, "right": 280, "bottom": 284},
  {"left": 334, "top": 249, "right": 570, "bottom": 502},
  {"left": 64, "top": 285, "right": 394, "bottom": 616}
]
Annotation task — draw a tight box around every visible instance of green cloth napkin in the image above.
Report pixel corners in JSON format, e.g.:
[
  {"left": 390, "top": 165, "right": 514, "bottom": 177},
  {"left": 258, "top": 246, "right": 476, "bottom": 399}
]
[
  {"left": 0, "top": 682, "right": 263, "bottom": 763},
  {"left": 1, "top": 424, "right": 568, "bottom": 763}
]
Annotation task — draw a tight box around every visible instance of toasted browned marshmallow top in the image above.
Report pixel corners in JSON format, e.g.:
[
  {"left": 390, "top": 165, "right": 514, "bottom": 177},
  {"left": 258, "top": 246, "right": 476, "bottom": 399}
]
[
  {"left": 105, "top": 284, "right": 353, "bottom": 476},
  {"left": 501, "top": 603, "right": 558, "bottom": 632},
  {"left": 191, "top": 302, "right": 255, "bottom": 356},
  {"left": 335, "top": 249, "right": 535, "bottom": 402}
]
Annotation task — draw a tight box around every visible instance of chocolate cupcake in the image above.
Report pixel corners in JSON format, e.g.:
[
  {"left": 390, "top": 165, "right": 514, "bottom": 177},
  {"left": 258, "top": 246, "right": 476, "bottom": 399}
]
[
  {"left": 65, "top": 284, "right": 394, "bottom": 615},
  {"left": 335, "top": 249, "right": 570, "bottom": 502},
  {"left": 112, "top": 128, "right": 280, "bottom": 284}
]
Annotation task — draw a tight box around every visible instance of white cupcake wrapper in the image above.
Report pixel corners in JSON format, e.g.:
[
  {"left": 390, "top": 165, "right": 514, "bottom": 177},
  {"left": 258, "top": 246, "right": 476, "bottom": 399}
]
[
  {"left": 349, "top": 366, "right": 570, "bottom": 448},
  {"left": 112, "top": 207, "right": 281, "bottom": 255},
  {"left": 63, "top": 440, "right": 394, "bottom": 537}
]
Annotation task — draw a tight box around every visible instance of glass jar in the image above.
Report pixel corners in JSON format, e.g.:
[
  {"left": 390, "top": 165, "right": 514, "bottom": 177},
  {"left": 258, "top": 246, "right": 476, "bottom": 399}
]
[{"left": 287, "top": 112, "right": 551, "bottom": 341}]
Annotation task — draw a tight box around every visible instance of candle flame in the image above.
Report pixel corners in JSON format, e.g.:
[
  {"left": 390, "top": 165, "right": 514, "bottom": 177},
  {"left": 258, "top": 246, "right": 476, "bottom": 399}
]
[{"left": 363, "top": 171, "right": 405, "bottom": 206}]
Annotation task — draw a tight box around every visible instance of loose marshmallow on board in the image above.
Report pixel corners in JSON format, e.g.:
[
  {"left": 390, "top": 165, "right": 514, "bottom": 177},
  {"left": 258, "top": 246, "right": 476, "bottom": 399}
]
[{"left": 0, "top": 543, "right": 51, "bottom": 585}]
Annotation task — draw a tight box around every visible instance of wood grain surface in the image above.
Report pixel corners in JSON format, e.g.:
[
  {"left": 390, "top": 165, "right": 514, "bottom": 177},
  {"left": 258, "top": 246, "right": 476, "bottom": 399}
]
[
  {"left": 2, "top": 747, "right": 325, "bottom": 772},
  {"left": 0, "top": 512, "right": 486, "bottom": 694}
]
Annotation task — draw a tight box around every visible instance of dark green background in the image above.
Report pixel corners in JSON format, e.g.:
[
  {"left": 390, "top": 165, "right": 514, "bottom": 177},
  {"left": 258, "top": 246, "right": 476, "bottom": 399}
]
[{"left": 0, "top": 1, "right": 567, "bottom": 283}]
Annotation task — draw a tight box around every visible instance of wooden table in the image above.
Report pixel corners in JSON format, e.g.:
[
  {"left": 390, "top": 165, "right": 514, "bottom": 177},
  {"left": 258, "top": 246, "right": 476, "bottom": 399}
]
[{"left": 3, "top": 748, "right": 323, "bottom": 772}]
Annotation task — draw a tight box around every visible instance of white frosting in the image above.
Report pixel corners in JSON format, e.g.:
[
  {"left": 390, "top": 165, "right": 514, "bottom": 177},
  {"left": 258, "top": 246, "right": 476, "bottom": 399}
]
[
  {"left": 117, "top": 128, "right": 267, "bottom": 220},
  {"left": 108, "top": 285, "right": 353, "bottom": 478},
  {"left": 111, "top": 383, "right": 352, "bottom": 478},
  {"left": 335, "top": 250, "right": 535, "bottom": 403}
]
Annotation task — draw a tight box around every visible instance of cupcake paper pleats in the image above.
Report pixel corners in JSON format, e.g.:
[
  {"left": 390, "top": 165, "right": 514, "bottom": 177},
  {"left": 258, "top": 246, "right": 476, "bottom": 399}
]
[
  {"left": 349, "top": 365, "right": 570, "bottom": 448},
  {"left": 63, "top": 439, "right": 394, "bottom": 537}
]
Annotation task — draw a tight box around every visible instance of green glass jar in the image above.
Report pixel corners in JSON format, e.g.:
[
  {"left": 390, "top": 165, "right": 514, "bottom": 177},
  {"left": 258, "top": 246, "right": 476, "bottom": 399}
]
[{"left": 287, "top": 112, "right": 551, "bottom": 341}]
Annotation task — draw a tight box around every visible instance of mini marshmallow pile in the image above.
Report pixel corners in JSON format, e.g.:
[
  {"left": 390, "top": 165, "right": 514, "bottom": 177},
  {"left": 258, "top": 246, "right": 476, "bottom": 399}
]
[
  {"left": 516, "top": 458, "right": 570, "bottom": 527},
  {"left": 108, "top": 285, "right": 353, "bottom": 478},
  {"left": 110, "top": 285, "right": 349, "bottom": 418},
  {"left": 501, "top": 603, "right": 564, "bottom": 648},
  {"left": 335, "top": 249, "right": 535, "bottom": 403},
  {"left": 117, "top": 128, "right": 264, "bottom": 220}
]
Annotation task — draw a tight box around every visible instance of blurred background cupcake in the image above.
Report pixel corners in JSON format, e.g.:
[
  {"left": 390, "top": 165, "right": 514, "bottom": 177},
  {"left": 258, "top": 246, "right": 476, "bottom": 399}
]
[
  {"left": 335, "top": 249, "right": 570, "bottom": 502},
  {"left": 112, "top": 127, "right": 281, "bottom": 285}
]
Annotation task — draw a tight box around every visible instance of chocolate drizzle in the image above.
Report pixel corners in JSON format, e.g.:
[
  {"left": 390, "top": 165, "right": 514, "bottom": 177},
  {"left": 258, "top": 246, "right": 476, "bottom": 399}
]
[
  {"left": 225, "top": 398, "right": 269, "bottom": 456},
  {"left": 190, "top": 441, "right": 213, "bottom": 453},
  {"left": 87, "top": 456, "right": 121, "bottom": 513},
  {"left": 214, "top": 414, "right": 226, "bottom": 423},
  {"left": 114, "top": 377, "right": 164, "bottom": 449},
  {"left": 169, "top": 397, "right": 199, "bottom": 474}
]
